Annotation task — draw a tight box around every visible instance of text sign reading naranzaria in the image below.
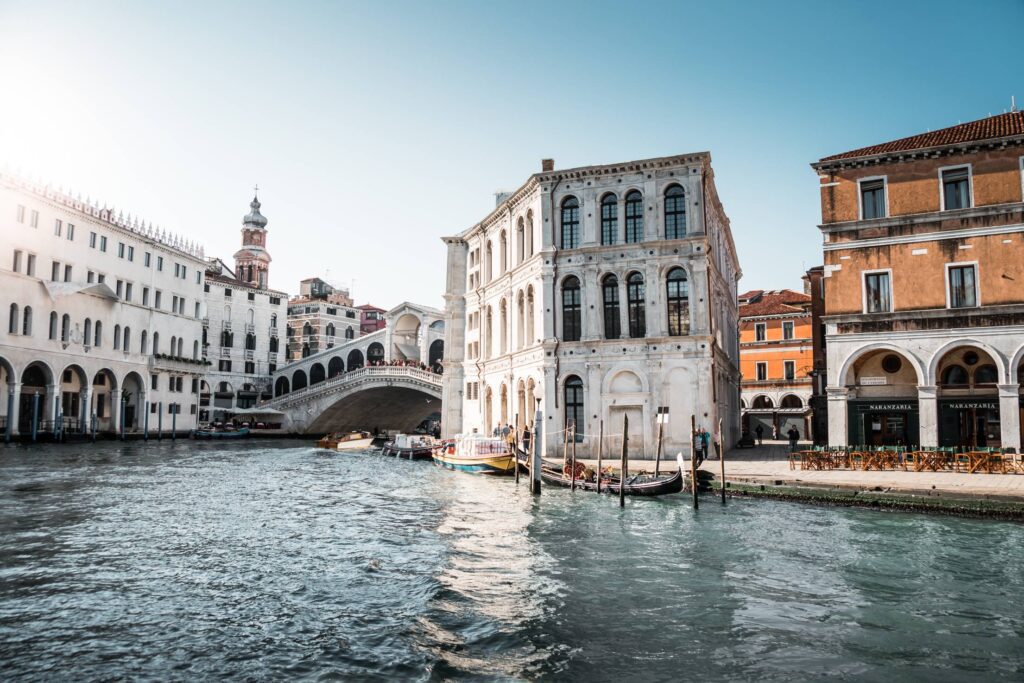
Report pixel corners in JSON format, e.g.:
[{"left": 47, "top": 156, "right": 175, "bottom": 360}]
[
  {"left": 864, "top": 404, "right": 915, "bottom": 411},
  {"left": 946, "top": 402, "right": 999, "bottom": 410}
]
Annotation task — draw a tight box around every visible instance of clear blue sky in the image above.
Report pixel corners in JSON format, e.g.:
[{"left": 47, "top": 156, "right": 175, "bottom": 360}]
[{"left": 2, "top": 0, "right": 1021, "bottom": 307}]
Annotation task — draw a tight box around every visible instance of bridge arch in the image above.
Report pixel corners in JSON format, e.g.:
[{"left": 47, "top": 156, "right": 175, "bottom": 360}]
[
  {"left": 310, "top": 362, "right": 326, "bottom": 385},
  {"left": 275, "top": 376, "right": 290, "bottom": 396},
  {"left": 293, "top": 369, "right": 308, "bottom": 391},
  {"left": 367, "top": 342, "right": 384, "bottom": 365},
  {"left": 347, "top": 349, "right": 364, "bottom": 370},
  {"left": 328, "top": 356, "right": 344, "bottom": 378}
]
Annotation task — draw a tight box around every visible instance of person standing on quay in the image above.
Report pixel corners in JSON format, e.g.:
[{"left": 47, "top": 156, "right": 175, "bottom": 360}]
[
  {"left": 755, "top": 424, "right": 764, "bottom": 446},
  {"left": 522, "top": 424, "right": 531, "bottom": 454},
  {"left": 787, "top": 426, "right": 800, "bottom": 453}
]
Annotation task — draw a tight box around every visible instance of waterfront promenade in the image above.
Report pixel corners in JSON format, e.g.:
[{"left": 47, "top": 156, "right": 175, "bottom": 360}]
[{"left": 573, "top": 441, "right": 1024, "bottom": 501}]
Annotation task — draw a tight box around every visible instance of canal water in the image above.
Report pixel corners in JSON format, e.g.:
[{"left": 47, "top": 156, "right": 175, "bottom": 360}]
[{"left": 0, "top": 441, "right": 1022, "bottom": 681}]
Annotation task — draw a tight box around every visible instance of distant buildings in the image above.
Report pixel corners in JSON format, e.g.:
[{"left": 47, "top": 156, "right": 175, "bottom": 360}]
[
  {"left": 738, "top": 289, "right": 813, "bottom": 440},
  {"left": 201, "top": 194, "right": 287, "bottom": 422},
  {"left": 286, "top": 278, "right": 360, "bottom": 360},
  {"left": 358, "top": 304, "right": 386, "bottom": 335},
  {"left": 441, "top": 154, "right": 742, "bottom": 457},
  {"left": 811, "top": 111, "right": 1024, "bottom": 451},
  {"left": 0, "top": 171, "right": 207, "bottom": 437}
]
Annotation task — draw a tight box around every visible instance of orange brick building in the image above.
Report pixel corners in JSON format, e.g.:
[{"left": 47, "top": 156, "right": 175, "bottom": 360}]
[
  {"left": 739, "top": 289, "right": 814, "bottom": 440},
  {"left": 811, "top": 111, "right": 1024, "bottom": 450}
]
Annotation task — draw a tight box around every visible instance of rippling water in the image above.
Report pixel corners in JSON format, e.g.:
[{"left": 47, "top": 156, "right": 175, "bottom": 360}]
[{"left": 0, "top": 440, "right": 1022, "bottom": 681}]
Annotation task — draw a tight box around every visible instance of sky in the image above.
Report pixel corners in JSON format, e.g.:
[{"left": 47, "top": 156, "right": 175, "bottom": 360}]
[{"left": 1, "top": 0, "right": 1021, "bottom": 309}]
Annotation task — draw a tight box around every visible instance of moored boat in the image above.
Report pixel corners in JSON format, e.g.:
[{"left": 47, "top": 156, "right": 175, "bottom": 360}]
[
  {"left": 317, "top": 431, "right": 375, "bottom": 451},
  {"left": 194, "top": 426, "right": 250, "bottom": 439},
  {"left": 518, "top": 451, "right": 684, "bottom": 496},
  {"left": 382, "top": 433, "right": 437, "bottom": 460},
  {"left": 432, "top": 434, "right": 516, "bottom": 475}
]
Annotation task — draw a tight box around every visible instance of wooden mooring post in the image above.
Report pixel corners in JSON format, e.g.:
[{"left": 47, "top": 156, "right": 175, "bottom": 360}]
[
  {"left": 531, "top": 406, "right": 542, "bottom": 495},
  {"left": 596, "top": 420, "right": 603, "bottom": 494},
  {"left": 570, "top": 424, "right": 577, "bottom": 491},
  {"left": 690, "top": 414, "right": 699, "bottom": 510},
  {"left": 718, "top": 417, "right": 726, "bottom": 505},
  {"left": 619, "top": 414, "right": 628, "bottom": 508}
]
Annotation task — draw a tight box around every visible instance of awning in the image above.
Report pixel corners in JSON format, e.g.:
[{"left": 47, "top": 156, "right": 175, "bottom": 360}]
[{"left": 43, "top": 280, "right": 118, "bottom": 301}]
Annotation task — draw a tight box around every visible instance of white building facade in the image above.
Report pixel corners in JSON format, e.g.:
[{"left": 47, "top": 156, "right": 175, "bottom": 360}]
[
  {"left": 200, "top": 194, "right": 288, "bottom": 422},
  {"left": 1, "top": 172, "right": 208, "bottom": 438},
  {"left": 442, "top": 154, "right": 742, "bottom": 458}
]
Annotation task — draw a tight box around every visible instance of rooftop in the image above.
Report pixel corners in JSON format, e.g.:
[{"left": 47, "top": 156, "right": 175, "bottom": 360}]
[
  {"left": 739, "top": 289, "right": 811, "bottom": 318},
  {"left": 816, "top": 111, "right": 1024, "bottom": 164}
]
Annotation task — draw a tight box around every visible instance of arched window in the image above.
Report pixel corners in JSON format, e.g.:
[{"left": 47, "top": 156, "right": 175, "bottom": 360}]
[
  {"left": 245, "top": 333, "right": 256, "bottom": 350},
  {"left": 665, "top": 185, "right": 686, "bottom": 238},
  {"left": 499, "top": 299, "right": 508, "bottom": 355},
  {"left": 499, "top": 229, "right": 508, "bottom": 273},
  {"left": 516, "top": 217, "right": 525, "bottom": 264},
  {"left": 561, "top": 197, "right": 580, "bottom": 249},
  {"left": 625, "top": 191, "right": 643, "bottom": 243},
  {"left": 61, "top": 314, "right": 71, "bottom": 342},
  {"left": 326, "top": 323, "right": 336, "bottom": 337},
  {"left": 177, "top": 337, "right": 183, "bottom": 357},
  {"left": 486, "top": 306, "right": 493, "bottom": 358},
  {"left": 516, "top": 291, "right": 525, "bottom": 350},
  {"left": 781, "top": 395, "right": 803, "bottom": 409},
  {"left": 600, "top": 194, "right": 618, "bottom": 245},
  {"left": 627, "top": 272, "right": 645, "bottom": 338},
  {"left": 8, "top": 304, "right": 18, "bottom": 334},
  {"left": 49, "top": 311, "right": 58, "bottom": 340},
  {"left": 123, "top": 327, "right": 131, "bottom": 353},
  {"left": 114, "top": 325, "right": 121, "bottom": 350},
  {"left": 345, "top": 327, "right": 354, "bottom": 340},
  {"left": 526, "top": 286, "right": 535, "bottom": 345},
  {"left": 270, "top": 313, "right": 277, "bottom": 328},
  {"left": 170, "top": 336, "right": 177, "bottom": 356},
  {"left": 193, "top": 340, "right": 199, "bottom": 359},
  {"left": 562, "top": 276, "right": 581, "bottom": 342},
  {"left": 302, "top": 322, "right": 312, "bottom": 337},
  {"left": 974, "top": 364, "right": 999, "bottom": 385},
  {"left": 941, "top": 365, "right": 968, "bottom": 386},
  {"left": 94, "top": 321, "right": 102, "bottom": 348},
  {"left": 246, "top": 308, "right": 254, "bottom": 325},
  {"left": 602, "top": 274, "right": 620, "bottom": 339},
  {"left": 153, "top": 332, "right": 160, "bottom": 355},
  {"left": 302, "top": 343, "right": 311, "bottom": 358},
  {"left": 564, "top": 375, "right": 584, "bottom": 440},
  {"left": 269, "top": 337, "right": 279, "bottom": 353},
  {"left": 83, "top": 318, "right": 92, "bottom": 346},
  {"left": 140, "top": 330, "right": 148, "bottom": 354},
  {"left": 752, "top": 396, "right": 774, "bottom": 409},
  {"left": 526, "top": 210, "right": 534, "bottom": 257},
  {"left": 666, "top": 268, "right": 690, "bottom": 336},
  {"left": 485, "top": 241, "right": 493, "bottom": 281},
  {"left": 224, "top": 305, "right": 231, "bottom": 320},
  {"left": 22, "top": 306, "right": 32, "bottom": 336}
]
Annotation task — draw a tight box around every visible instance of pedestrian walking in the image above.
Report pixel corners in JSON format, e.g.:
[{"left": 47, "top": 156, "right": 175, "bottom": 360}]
[
  {"left": 700, "top": 428, "right": 711, "bottom": 462},
  {"left": 755, "top": 424, "right": 763, "bottom": 446},
  {"left": 772, "top": 424, "right": 779, "bottom": 441},
  {"left": 787, "top": 426, "right": 800, "bottom": 452},
  {"left": 522, "top": 424, "right": 532, "bottom": 453}
]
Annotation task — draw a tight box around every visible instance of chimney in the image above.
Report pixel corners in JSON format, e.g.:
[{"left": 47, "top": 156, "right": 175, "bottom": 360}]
[{"left": 541, "top": 158, "right": 554, "bottom": 172}]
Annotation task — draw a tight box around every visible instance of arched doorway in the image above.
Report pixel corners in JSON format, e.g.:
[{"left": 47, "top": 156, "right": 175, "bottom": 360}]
[
  {"left": 310, "top": 363, "right": 326, "bottom": 385},
  {"left": 122, "top": 371, "right": 146, "bottom": 432},
  {"left": 274, "top": 376, "right": 290, "bottom": 397},
  {"left": 214, "top": 381, "right": 235, "bottom": 421},
  {"left": 428, "top": 339, "right": 444, "bottom": 368},
  {"left": 392, "top": 313, "right": 421, "bottom": 361},
  {"left": 0, "top": 356, "right": 13, "bottom": 434},
  {"left": 935, "top": 345, "right": 1002, "bottom": 448},
  {"left": 292, "top": 370, "right": 308, "bottom": 391},
  {"left": 91, "top": 369, "right": 118, "bottom": 433},
  {"left": 20, "top": 362, "right": 52, "bottom": 435},
  {"left": 367, "top": 342, "right": 385, "bottom": 366},
  {"left": 843, "top": 348, "right": 921, "bottom": 447},
  {"left": 347, "top": 349, "right": 364, "bottom": 370},
  {"left": 328, "top": 356, "right": 344, "bottom": 378},
  {"left": 58, "top": 364, "right": 88, "bottom": 434}
]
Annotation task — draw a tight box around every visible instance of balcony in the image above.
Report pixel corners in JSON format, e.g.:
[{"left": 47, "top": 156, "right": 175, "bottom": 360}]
[
  {"left": 269, "top": 326, "right": 278, "bottom": 337},
  {"left": 222, "top": 321, "right": 232, "bottom": 331},
  {"left": 244, "top": 349, "right": 254, "bottom": 360},
  {"left": 220, "top": 348, "right": 231, "bottom": 358},
  {"left": 149, "top": 354, "right": 210, "bottom": 374},
  {"left": 267, "top": 351, "right": 277, "bottom": 363},
  {"left": 201, "top": 317, "right": 209, "bottom": 326},
  {"left": 245, "top": 323, "right": 255, "bottom": 334}
]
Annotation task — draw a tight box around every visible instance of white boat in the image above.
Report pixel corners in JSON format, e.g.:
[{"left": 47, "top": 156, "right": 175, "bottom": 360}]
[
  {"left": 382, "top": 433, "right": 438, "bottom": 460},
  {"left": 317, "top": 431, "right": 375, "bottom": 451}
]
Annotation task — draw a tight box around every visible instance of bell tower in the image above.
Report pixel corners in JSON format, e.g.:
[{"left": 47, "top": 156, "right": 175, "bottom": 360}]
[{"left": 233, "top": 187, "right": 272, "bottom": 289}]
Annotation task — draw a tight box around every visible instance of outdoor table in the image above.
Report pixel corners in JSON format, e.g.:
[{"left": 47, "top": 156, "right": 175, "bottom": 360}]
[
  {"left": 916, "top": 451, "right": 948, "bottom": 472},
  {"left": 966, "top": 451, "right": 993, "bottom": 474},
  {"left": 861, "top": 451, "right": 884, "bottom": 471}
]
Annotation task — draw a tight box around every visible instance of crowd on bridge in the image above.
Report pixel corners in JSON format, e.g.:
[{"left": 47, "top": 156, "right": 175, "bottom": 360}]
[{"left": 367, "top": 358, "right": 444, "bottom": 375}]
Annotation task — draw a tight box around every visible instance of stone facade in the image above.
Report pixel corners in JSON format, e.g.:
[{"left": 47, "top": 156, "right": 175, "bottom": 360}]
[
  {"left": 442, "top": 154, "right": 742, "bottom": 458},
  {"left": 0, "top": 171, "right": 208, "bottom": 437},
  {"left": 286, "top": 278, "right": 360, "bottom": 360},
  {"left": 812, "top": 111, "right": 1024, "bottom": 451}
]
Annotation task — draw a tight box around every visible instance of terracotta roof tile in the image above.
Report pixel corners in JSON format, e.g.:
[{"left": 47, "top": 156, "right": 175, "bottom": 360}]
[
  {"left": 739, "top": 289, "right": 810, "bottom": 318},
  {"left": 818, "top": 111, "right": 1024, "bottom": 163}
]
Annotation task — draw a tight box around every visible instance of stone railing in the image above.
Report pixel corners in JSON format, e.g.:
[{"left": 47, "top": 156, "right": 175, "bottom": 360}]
[{"left": 262, "top": 366, "right": 442, "bottom": 409}]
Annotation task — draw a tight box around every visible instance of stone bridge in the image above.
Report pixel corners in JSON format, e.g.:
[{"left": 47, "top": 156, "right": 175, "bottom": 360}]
[
  {"left": 262, "top": 302, "right": 445, "bottom": 434},
  {"left": 262, "top": 366, "right": 443, "bottom": 434}
]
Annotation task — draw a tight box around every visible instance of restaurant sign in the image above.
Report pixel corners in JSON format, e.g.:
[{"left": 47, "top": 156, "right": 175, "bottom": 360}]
[
  {"left": 850, "top": 400, "right": 918, "bottom": 412},
  {"left": 942, "top": 400, "right": 999, "bottom": 410}
]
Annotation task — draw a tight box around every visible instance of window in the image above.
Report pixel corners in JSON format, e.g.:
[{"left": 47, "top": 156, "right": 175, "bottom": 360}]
[
  {"left": 627, "top": 272, "right": 646, "bottom": 338},
  {"left": 782, "top": 321, "right": 794, "bottom": 340},
  {"left": 225, "top": 288, "right": 232, "bottom": 297},
  {"left": 561, "top": 197, "right": 580, "bottom": 249},
  {"left": 21, "top": 306, "right": 31, "bottom": 336},
  {"left": 26, "top": 254, "right": 35, "bottom": 276},
  {"left": 756, "top": 362, "right": 767, "bottom": 381},
  {"left": 12, "top": 250, "right": 21, "bottom": 273},
  {"left": 118, "top": 242, "right": 125, "bottom": 258},
  {"left": 66, "top": 224, "right": 74, "bottom": 240},
  {"left": 624, "top": 191, "right": 643, "bottom": 243},
  {"left": 54, "top": 219, "right": 62, "bottom": 236},
  {"left": 600, "top": 194, "right": 617, "bottom": 245},
  {"left": 948, "top": 264, "right": 978, "bottom": 308},
  {"left": 561, "top": 276, "right": 581, "bottom": 342},
  {"left": 144, "top": 252, "right": 151, "bottom": 267},
  {"left": 602, "top": 275, "right": 620, "bottom": 339},
  {"left": 941, "top": 166, "right": 971, "bottom": 210},
  {"left": 90, "top": 232, "right": 97, "bottom": 248},
  {"left": 859, "top": 178, "right": 886, "bottom": 219},
  {"left": 116, "top": 280, "right": 123, "bottom": 298},
  {"left": 124, "top": 283, "right": 132, "bottom": 302},
  {"left": 784, "top": 360, "right": 795, "bottom": 381},
  {"left": 9, "top": 304, "right": 18, "bottom": 334},
  {"left": 666, "top": 268, "right": 689, "bottom": 336},
  {"left": 94, "top": 321, "right": 102, "bottom": 347},
  {"left": 864, "top": 271, "right": 891, "bottom": 313},
  {"left": 154, "top": 291, "right": 162, "bottom": 309},
  {"left": 157, "top": 256, "right": 163, "bottom": 271},
  {"left": 114, "top": 325, "right": 121, "bottom": 349},
  {"left": 16, "top": 205, "right": 25, "bottom": 223},
  {"left": 48, "top": 311, "right": 57, "bottom": 339},
  {"left": 96, "top": 273, "right": 104, "bottom": 284},
  {"left": 30, "top": 210, "right": 38, "bottom": 228},
  {"left": 143, "top": 287, "right": 150, "bottom": 306},
  {"left": 564, "top": 376, "right": 584, "bottom": 439},
  {"left": 60, "top": 314, "right": 70, "bottom": 342},
  {"left": 247, "top": 292, "right": 255, "bottom": 301},
  {"left": 83, "top": 319, "right": 91, "bottom": 346},
  {"left": 100, "top": 236, "right": 107, "bottom": 252},
  {"left": 152, "top": 374, "right": 159, "bottom": 391},
  {"left": 63, "top": 264, "right": 72, "bottom": 282},
  {"left": 51, "top": 260, "right": 61, "bottom": 282},
  {"left": 127, "top": 246, "right": 134, "bottom": 262},
  {"left": 664, "top": 185, "right": 686, "bottom": 238},
  {"left": 195, "top": 302, "right": 200, "bottom": 318}
]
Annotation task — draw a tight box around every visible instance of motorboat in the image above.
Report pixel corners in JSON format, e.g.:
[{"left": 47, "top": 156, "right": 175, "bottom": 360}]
[
  {"left": 382, "top": 433, "right": 438, "bottom": 460},
  {"left": 194, "top": 426, "right": 250, "bottom": 439},
  {"left": 432, "top": 434, "right": 515, "bottom": 475},
  {"left": 317, "top": 431, "right": 375, "bottom": 451}
]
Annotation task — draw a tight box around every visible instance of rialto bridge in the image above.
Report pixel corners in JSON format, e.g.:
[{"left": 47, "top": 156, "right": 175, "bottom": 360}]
[{"left": 261, "top": 302, "right": 446, "bottom": 433}]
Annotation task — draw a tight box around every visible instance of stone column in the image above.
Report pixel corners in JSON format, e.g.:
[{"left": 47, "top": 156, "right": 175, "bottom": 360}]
[
  {"left": 917, "top": 385, "right": 939, "bottom": 447},
  {"left": 618, "top": 280, "right": 629, "bottom": 340},
  {"left": 43, "top": 383, "right": 58, "bottom": 422},
  {"left": 645, "top": 260, "right": 663, "bottom": 337},
  {"left": 583, "top": 264, "right": 599, "bottom": 340},
  {"left": 690, "top": 260, "right": 709, "bottom": 336},
  {"left": 998, "top": 384, "right": 1021, "bottom": 453},
  {"left": 826, "top": 386, "right": 849, "bottom": 447},
  {"left": 79, "top": 387, "right": 92, "bottom": 434},
  {"left": 7, "top": 383, "right": 21, "bottom": 437}
]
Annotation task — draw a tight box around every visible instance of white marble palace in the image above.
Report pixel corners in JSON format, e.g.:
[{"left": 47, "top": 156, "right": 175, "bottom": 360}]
[
  {"left": 1, "top": 172, "right": 208, "bottom": 437},
  {"left": 441, "top": 155, "right": 742, "bottom": 458}
]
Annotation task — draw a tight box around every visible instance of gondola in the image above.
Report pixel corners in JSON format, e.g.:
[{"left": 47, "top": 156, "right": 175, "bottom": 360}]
[
  {"left": 194, "top": 426, "right": 250, "bottom": 439},
  {"left": 517, "top": 450, "right": 684, "bottom": 496},
  {"left": 381, "top": 434, "right": 437, "bottom": 460}
]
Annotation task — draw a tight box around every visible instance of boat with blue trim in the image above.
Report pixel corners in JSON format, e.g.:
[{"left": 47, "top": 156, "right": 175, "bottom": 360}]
[{"left": 432, "top": 434, "right": 515, "bottom": 475}]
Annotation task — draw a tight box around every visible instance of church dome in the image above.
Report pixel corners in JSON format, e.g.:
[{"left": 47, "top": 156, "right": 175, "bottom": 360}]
[{"left": 243, "top": 195, "right": 268, "bottom": 229}]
